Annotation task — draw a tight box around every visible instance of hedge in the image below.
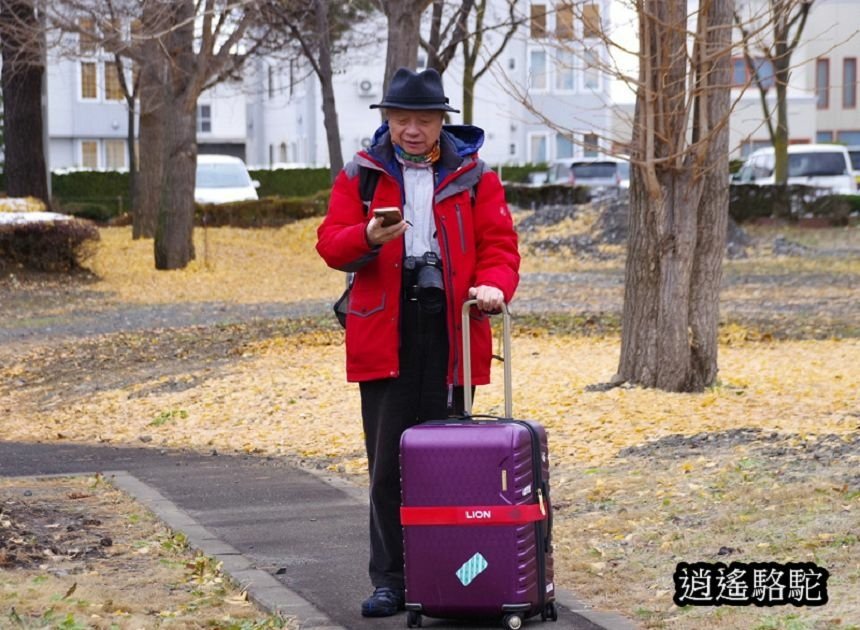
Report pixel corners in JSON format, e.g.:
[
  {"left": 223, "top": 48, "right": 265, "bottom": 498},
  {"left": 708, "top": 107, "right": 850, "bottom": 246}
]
[
  {"left": 195, "top": 191, "right": 330, "bottom": 228},
  {"left": 0, "top": 218, "right": 100, "bottom": 271},
  {"left": 729, "top": 184, "right": 860, "bottom": 224},
  {"left": 248, "top": 168, "right": 332, "bottom": 197},
  {"left": 503, "top": 183, "right": 592, "bottom": 208}
]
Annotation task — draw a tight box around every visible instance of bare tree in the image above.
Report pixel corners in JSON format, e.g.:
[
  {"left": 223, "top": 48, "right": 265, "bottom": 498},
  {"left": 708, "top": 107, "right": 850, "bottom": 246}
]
[
  {"left": 421, "top": 0, "right": 522, "bottom": 124},
  {"left": 265, "top": 0, "right": 378, "bottom": 179},
  {"left": 376, "top": 0, "right": 433, "bottom": 90},
  {"left": 619, "top": 0, "right": 733, "bottom": 392},
  {"left": 459, "top": 0, "right": 520, "bottom": 124},
  {"left": 734, "top": 0, "right": 814, "bottom": 186},
  {"left": 0, "top": 0, "right": 48, "bottom": 202},
  {"left": 44, "top": 0, "right": 275, "bottom": 268}
]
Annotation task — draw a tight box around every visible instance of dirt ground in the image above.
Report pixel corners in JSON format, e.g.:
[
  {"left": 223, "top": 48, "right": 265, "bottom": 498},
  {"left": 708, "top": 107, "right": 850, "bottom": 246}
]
[
  {"left": 1, "top": 213, "right": 859, "bottom": 629},
  {"left": 0, "top": 475, "right": 292, "bottom": 629}
]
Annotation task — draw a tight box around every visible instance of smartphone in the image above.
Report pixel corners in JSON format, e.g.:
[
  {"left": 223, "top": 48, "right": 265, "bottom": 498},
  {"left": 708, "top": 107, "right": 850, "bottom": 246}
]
[{"left": 374, "top": 207, "right": 403, "bottom": 227}]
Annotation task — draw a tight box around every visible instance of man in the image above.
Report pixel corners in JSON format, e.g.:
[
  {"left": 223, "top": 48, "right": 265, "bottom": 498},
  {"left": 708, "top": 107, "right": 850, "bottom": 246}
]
[{"left": 316, "top": 67, "right": 520, "bottom": 618}]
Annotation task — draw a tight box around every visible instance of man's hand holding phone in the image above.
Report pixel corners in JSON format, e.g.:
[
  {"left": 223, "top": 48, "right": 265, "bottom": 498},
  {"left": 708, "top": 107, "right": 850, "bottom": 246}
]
[{"left": 366, "top": 207, "right": 408, "bottom": 246}]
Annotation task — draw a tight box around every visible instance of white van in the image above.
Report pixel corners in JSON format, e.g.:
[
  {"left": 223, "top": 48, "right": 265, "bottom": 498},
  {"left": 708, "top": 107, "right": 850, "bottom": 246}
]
[
  {"left": 195, "top": 154, "right": 260, "bottom": 204},
  {"left": 733, "top": 144, "right": 856, "bottom": 195}
]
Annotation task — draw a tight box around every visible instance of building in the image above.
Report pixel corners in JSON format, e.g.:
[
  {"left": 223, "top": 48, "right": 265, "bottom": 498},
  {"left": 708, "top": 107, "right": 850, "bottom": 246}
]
[
  {"left": 40, "top": 0, "right": 859, "bottom": 173},
  {"left": 246, "top": 1, "right": 617, "bottom": 169},
  {"left": 45, "top": 21, "right": 247, "bottom": 171}
]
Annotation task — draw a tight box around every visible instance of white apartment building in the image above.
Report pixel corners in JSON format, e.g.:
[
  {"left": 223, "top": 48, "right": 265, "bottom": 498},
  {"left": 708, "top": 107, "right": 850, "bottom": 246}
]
[
  {"left": 245, "top": 1, "right": 616, "bottom": 169},
  {"left": 45, "top": 21, "right": 247, "bottom": 171},
  {"left": 39, "top": 0, "right": 859, "bottom": 172}
]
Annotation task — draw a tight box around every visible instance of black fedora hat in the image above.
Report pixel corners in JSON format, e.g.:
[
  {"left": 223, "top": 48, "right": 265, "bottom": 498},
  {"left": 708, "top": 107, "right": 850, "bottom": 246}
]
[{"left": 370, "top": 67, "right": 460, "bottom": 113}]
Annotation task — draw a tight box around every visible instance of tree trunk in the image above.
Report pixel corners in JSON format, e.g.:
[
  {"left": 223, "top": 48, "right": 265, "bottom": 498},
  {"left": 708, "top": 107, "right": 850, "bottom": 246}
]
[
  {"left": 617, "top": 0, "right": 731, "bottom": 393},
  {"left": 134, "top": 3, "right": 168, "bottom": 239},
  {"left": 381, "top": 0, "right": 431, "bottom": 91},
  {"left": 126, "top": 96, "right": 137, "bottom": 221},
  {"left": 688, "top": 0, "right": 732, "bottom": 391},
  {"left": 0, "top": 0, "right": 48, "bottom": 203},
  {"left": 315, "top": 0, "right": 343, "bottom": 179},
  {"left": 154, "top": 101, "right": 196, "bottom": 269},
  {"left": 462, "top": 56, "right": 476, "bottom": 124},
  {"left": 154, "top": 0, "right": 196, "bottom": 270}
]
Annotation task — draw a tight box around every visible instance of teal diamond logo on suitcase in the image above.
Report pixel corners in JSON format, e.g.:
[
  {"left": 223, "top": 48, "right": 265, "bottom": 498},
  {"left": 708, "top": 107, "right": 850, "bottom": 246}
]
[{"left": 456, "top": 552, "right": 488, "bottom": 586}]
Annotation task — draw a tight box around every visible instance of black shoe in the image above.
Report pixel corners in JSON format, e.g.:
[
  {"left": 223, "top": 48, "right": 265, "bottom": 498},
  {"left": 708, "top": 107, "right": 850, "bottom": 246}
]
[{"left": 361, "top": 586, "right": 405, "bottom": 617}]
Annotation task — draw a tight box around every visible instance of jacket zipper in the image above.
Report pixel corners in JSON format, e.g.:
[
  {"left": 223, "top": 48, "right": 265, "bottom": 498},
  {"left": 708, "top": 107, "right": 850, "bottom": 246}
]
[{"left": 454, "top": 203, "right": 467, "bottom": 253}]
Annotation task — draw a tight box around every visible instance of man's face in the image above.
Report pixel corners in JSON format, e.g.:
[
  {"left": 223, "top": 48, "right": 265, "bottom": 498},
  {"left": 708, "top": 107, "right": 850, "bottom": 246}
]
[{"left": 386, "top": 109, "right": 444, "bottom": 155}]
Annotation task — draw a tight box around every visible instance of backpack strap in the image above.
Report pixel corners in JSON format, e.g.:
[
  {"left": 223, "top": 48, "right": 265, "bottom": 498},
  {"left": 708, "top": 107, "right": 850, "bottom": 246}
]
[{"left": 358, "top": 167, "right": 382, "bottom": 214}]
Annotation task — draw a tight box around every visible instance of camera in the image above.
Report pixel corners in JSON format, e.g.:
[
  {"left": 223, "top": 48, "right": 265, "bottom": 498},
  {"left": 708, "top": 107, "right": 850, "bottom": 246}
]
[{"left": 404, "top": 252, "right": 445, "bottom": 313}]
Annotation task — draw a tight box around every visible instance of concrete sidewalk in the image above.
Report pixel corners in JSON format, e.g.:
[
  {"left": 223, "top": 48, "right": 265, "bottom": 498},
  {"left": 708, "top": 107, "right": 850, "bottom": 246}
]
[{"left": 0, "top": 442, "right": 635, "bottom": 630}]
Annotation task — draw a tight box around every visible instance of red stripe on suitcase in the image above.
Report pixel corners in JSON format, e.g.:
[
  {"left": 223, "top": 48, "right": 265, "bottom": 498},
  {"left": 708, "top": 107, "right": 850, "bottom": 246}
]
[{"left": 400, "top": 503, "right": 545, "bottom": 526}]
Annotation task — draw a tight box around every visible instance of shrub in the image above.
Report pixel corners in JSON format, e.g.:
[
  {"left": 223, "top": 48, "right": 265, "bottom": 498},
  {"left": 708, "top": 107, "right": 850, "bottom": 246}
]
[
  {"left": 0, "top": 218, "right": 100, "bottom": 271},
  {"left": 196, "top": 192, "right": 330, "bottom": 228},
  {"left": 503, "top": 183, "right": 591, "bottom": 209},
  {"left": 249, "top": 168, "right": 332, "bottom": 197},
  {"left": 729, "top": 184, "right": 860, "bottom": 224},
  {"left": 493, "top": 164, "right": 550, "bottom": 184}
]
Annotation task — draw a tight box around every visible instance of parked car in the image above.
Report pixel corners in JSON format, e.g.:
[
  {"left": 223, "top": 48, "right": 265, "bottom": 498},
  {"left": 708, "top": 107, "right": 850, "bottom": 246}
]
[
  {"left": 195, "top": 154, "right": 260, "bottom": 204},
  {"left": 847, "top": 146, "right": 860, "bottom": 190},
  {"left": 547, "top": 156, "right": 630, "bottom": 191},
  {"left": 732, "top": 144, "right": 856, "bottom": 195}
]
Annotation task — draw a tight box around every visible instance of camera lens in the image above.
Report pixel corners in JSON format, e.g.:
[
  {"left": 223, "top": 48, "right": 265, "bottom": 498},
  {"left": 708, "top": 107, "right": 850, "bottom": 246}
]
[{"left": 417, "top": 265, "right": 444, "bottom": 313}]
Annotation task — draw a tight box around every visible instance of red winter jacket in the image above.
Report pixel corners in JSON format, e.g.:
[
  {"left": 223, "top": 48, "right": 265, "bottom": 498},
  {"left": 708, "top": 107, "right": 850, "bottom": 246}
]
[{"left": 316, "top": 124, "right": 520, "bottom": 386}]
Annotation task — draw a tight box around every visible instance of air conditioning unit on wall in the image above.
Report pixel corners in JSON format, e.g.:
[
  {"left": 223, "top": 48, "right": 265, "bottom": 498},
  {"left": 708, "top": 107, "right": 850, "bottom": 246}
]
[{"left": 357, "top": 78, "right": 378, "bottom": 97}]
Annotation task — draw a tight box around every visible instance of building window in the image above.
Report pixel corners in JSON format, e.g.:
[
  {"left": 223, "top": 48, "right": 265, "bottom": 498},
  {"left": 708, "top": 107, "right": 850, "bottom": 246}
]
[
  {"left": 844, "top": 58, "right": 857, "bottom": 109},
  {"left": 583, "top": 133, "right": 599, "bottom": 157},
  {"left": 836, "top": 130, "right": 860, "bottom": 145},
  {"left": 79, "top": 18, "right": 97, "bottom": 55},
  {"left": 529, "top": 133, "right": 548, "bottom": 163},
  {"left": 731, "top": 57, "right": 775, "bottom": 89},
  {"left": 530, "top": 4, "right": 547, "bottom": 39},
  {"left": 556, "top": 3, "right": 574, "bottom": 40},
  {"left": 80, "top": 62, "right": 97, "bottom": 100},
  {"left": 816, "top": 131, "right": 833, "bottom": 143},
  {"left": 529, "top": 49, "right": 548, "bottom": 90},
  {"left": 268, "top": 65, "right": 275, "bottom": 98},
  {"left": 556, "top": 134, "right": 574, "bottom": 159},
  {"left": 104, "top": 63, "right": 124, "bottom": 100},
  {"left": 732, "top": 58, "right": 747, "bottom": 85},
  {"left": 105, "top": 139, "right": 126, "bottom": 169},
  {"left": 508, "top": 58, "right": 516, "bottom": 70},
  {"left": 816, "top": 58, "right": 829, "bottom": 109},
  {"left": 279, "top": 142, "right": 288, "bottom": 162},
  {"left": 198, "top": 104, "right": 212, "bottom": 133},
  {"left": 582, "top": 3, "right": 601, "bottom": 40},
  {"left": 554, "top": 50, "right": 575, "bottom": 91},
  {"left": 509, "top": 143, "right": 517, "bottom": 156},
  {"left": 81, "top": 141, "right": 98, "bottom": 168},
  {"left": 583, "top": 50, "right": 600, "bottom": 90}
]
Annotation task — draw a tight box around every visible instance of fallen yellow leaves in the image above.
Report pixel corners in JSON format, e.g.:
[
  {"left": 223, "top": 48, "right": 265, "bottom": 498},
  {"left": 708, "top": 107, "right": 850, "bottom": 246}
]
[
  {"left": 87, "top": 224, "right": 344, "bottom": 305},
  {"left": 3, "top": 333, "right": 858, "bottom": 473}
]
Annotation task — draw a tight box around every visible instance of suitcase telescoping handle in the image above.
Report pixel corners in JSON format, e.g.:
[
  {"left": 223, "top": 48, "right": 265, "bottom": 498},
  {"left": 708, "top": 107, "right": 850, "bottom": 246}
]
[{"left": 461, "top": 299, "right": 513, "bottom": 418}]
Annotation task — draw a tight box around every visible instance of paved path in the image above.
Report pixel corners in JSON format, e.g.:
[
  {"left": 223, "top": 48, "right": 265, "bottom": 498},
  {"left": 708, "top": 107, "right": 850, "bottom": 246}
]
[{"left": 0, "top": 442, "right": 634, "bottom": 630}]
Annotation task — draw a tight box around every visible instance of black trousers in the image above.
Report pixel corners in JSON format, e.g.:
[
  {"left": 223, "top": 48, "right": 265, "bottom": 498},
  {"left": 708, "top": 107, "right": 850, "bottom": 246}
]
[{"left": 359, "top": 298, "right": 465, "bottom": 590}]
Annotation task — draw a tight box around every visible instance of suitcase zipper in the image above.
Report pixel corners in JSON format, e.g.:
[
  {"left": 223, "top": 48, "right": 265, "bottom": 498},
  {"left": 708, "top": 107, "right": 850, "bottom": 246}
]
[{"left": 511, "top": 419, "right": 549, "bottom": 614}]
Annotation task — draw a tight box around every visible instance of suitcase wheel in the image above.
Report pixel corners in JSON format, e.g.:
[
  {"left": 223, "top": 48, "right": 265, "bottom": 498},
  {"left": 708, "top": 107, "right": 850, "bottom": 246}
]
[
  {"left": 502, "top": 614, "right": 523, "bottom": 630},
  {"left": 545, "top": 602, "right": 558, "bottom": 622},
  {"left": 406, "top": 611, "right": 422, "bottom": 628}
]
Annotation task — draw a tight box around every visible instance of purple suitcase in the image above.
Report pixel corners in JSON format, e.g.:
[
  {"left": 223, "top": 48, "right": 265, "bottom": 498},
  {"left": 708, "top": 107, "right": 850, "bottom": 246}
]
[{"left": 400, "top": 301, "right": 556, "bottom": 630}]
